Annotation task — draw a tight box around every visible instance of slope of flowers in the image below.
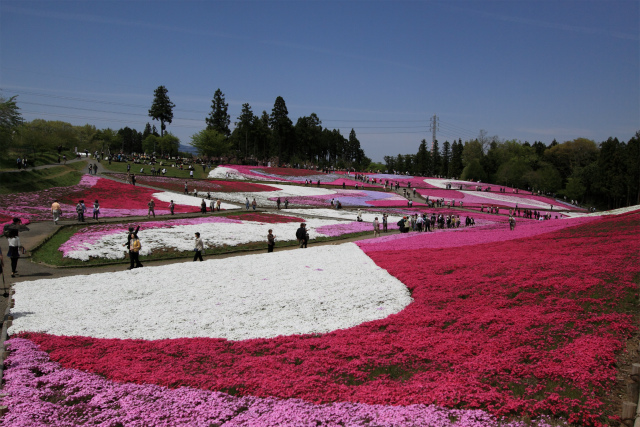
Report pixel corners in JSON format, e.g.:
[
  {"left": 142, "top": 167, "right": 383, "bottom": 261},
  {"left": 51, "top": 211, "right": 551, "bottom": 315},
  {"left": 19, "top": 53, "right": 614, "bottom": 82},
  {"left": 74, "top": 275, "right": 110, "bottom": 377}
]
[
  {"left": 108, "top": 173, "right": 282, "bottom": 193},
  {"left": 1, "top": 338, "right": 558, "bottom": 427},
  {"left": 60, "top": 213, "right": 365, "bottom": 260},
  {"left": 0, "top": 175, "right": 98, "bottom": 221},
  {"left": 154, "top": 182, "right": 413, "bottom": 208},
  {"left": 0, "top": 174, "right": 206, "bottom": 220},
  {"left": 11, "top": 211, "right": 639, "bottom": 426},
  {"left": 416, "top": 187, "right": 580, "bottom": 211},
  {"left": 64, "top": 177, "right": 199, "bottom": 216},
  {"left": 209, "top": 165, "right": 363, "bottom": 186}
]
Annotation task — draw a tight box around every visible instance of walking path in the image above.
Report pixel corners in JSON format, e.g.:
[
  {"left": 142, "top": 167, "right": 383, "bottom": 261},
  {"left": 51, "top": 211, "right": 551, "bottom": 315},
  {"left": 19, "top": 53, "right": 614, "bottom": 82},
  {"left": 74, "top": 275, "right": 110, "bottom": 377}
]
[{"left": 1, "top": 157, "right": 87, "bottom": 173}]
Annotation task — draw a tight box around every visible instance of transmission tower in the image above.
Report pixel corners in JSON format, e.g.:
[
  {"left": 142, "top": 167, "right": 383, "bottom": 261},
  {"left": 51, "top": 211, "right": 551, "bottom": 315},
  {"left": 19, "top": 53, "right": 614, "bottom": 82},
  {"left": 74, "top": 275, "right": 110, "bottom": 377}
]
[{"left": 429, "top": 114, "right": 439, "bottom": 152}]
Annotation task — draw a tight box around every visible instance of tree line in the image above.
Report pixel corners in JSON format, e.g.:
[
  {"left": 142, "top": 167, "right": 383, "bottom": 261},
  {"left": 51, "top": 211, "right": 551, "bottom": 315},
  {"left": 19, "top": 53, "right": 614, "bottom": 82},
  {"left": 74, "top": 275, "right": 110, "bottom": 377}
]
[
  {"left": 2, "top": 92, "right": 638, "bottom": 209},
  {"left": 149, "top": 86, "right": 371, "bottom": 169},
  {"left": 385, "top": 130, "right": 640, "bottom": 209}
]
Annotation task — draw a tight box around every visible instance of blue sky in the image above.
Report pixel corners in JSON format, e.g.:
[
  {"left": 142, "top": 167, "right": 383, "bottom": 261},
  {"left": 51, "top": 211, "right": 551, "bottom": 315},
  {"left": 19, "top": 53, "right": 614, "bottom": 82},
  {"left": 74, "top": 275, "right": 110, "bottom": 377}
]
[{"left": 1, "top": 0, "right": 638, "bottom": 161}]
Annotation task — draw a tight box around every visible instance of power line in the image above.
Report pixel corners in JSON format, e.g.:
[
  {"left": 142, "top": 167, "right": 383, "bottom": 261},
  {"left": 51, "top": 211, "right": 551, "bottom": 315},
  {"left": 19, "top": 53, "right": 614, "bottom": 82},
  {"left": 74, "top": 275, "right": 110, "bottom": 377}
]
[
  {"left": 10, "top": 87, "right": 480, "bottom": 139},
  {"left": 19, "top": 110, "right": 203, "bottom": 129},
  {"left": 20, "top": 101, "right": 206, "bottom": 123}
]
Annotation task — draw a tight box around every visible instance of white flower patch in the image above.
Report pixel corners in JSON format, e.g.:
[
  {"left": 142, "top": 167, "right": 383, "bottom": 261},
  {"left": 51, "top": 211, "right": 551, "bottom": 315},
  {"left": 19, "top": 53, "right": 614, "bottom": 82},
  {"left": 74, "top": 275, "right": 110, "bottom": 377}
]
[
  {"left": 13, "top": 243, "right": 413, "bottom": 341},
  {"left": 562, "top": 205, "right": 640, "bottom": 218},
  {"left": 181, "top": 184, "right": 338, "bottom": 207},
  {"left": 64, "top": 217, "right": 357, "bottom": 261},
  {"left": 284, "top": 208, "right": 404, "bottom": 224},
  {"left": 423, "top": 178, "right": 476, "bottom": 189},
  {"left": 207, "top": 166, "right": 249, "bottom": 180},
  {"left": 455, "top": 190, "right": 554, "bottom": 209},
  {"left": 152, "top": 192, "right": 241, "bottom": 210}
]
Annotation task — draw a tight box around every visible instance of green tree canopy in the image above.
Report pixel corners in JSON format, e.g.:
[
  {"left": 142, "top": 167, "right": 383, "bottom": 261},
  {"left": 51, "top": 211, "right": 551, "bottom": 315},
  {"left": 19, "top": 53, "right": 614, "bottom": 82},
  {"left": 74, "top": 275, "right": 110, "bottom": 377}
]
[
  {"left": 461, "top": 158, "right": 487, "bottom": 182},
  {"left": 191, "top": 128, "right": 232, "bottom": 157}
]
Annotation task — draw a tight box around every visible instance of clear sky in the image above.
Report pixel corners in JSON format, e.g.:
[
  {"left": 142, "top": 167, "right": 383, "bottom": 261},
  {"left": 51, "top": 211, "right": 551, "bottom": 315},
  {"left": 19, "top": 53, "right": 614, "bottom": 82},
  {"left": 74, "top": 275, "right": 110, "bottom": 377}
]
[{"left": 1, "top": 0, "right": 638, "bottom": 161}]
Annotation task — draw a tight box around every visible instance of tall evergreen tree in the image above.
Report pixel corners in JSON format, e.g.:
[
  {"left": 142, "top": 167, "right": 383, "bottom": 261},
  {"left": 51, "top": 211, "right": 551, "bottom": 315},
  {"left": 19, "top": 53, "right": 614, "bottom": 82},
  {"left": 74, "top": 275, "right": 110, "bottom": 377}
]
[
  {"left": 232, "top": 103, "right": 256, "bottom": 157},
  {"left": 269, "top": 96, "right": 293, "bottom": 161},
  {"left": 449, "top": 139, "right": 464, "bottom": 177},
  {"left": 142, "top": 123, "right": 152, "bottom": 140},
  {"left": 206, "top": 89, "right": 231, "bottom": 136},
  {"left": 431, "top": 140, "right": 441, "bottom": 176},
  {"left": 148, "top": 86, "right": 175, "bottom": 137},
  {"left": 441, "top": 140, "right": 451, "bottom": 177},
  {"left": 416, "top": 139, "right": 429, "bottom": 176}
]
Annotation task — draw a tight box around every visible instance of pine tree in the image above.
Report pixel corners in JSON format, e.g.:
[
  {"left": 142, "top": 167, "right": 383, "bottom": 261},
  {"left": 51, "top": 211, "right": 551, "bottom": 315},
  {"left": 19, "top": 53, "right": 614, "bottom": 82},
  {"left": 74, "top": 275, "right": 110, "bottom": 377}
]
[
  {"left": 148, "top": 86, "right": 175, "bottom": 137},
  {"left": 206, "top": 89, "right": 231, "bottom": 136}
]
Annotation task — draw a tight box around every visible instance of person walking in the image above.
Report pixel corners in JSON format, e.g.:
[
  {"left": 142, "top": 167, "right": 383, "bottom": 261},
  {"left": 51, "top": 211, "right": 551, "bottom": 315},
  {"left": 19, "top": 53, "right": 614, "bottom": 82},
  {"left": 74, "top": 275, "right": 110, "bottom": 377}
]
[
  {"left": 382, "top": 213, "right": 388, "bottom": 232},
  {"left": 251, "top": 198, "right": 257, "bottom": 211},
  {"left": 245, "top": 198, "right": 250, "bottom": 210},
  {"left": 267, "top": 229, "right": 275, "bottom": 253},
  {"left": 51, "top": 200, "right": 62, "bottom": 224},
  {"left": 169, "top": 200, "right": 175, "bottom": 215},
  {"left": 209, "top": 199, "right": 215, "bottom": 213},
  {"left": 373, "top": 217, "right": 380, "bottom": 237},
  {"left": 216, "top": 199, "right": 221, "bottom": 211},
  {"left": 296, "top": 223, "right": 308, "bottom": 248},
  {"left": 147, "top": 199, "right": 155, "bottom": 218},
  {"left": 123, "top": 226, "right": 143, "bottom": 269},
  {"left": 76, "top": 200, "right": 85, "bottom": 222},
  {"left": 277, "top": 197, "right": 281, "bottom": 210},
  {"left": 200, "top": 199, "right": 207, "bottom": 214},
  {"left": 92, "top": 200, "right": 100, "bottom": 222},
  {"left": 193, "top": 232, "right": 204, "bottom": 261},
  {"left": 131, "top": 174, "right": 136, "bottom": 186},
  {"left": 184, "top": 182, "right": 188, "bottom": 194},
  {"left": 284, "top": 198, "right": 289, "bottom": 209},
  {"left": 5, "top": 218, "right": 23, "bottom": 277}
]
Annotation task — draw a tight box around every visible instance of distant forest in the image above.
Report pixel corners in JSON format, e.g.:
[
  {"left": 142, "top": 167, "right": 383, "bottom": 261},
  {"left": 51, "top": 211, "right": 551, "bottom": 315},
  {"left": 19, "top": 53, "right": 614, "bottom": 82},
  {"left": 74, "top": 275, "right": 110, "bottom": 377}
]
[
  {"left": 2, "top": 92, "right": 638, "bottom": 210},
  {"left": 385, "top": 131, "right": 640, "bottom": 210}
]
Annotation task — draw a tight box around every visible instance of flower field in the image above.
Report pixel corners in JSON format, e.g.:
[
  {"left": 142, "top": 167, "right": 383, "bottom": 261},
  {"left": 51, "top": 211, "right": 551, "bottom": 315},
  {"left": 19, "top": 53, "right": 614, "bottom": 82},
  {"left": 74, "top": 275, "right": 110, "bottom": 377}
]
[
  {"left": 4, "top": 207, "right": 639, "bottom": 425},
  {"left": 183, "top": 182, "right": 414, "bottom": 208},
  {"left": 59, "top": 212, "right": 375, "bottom": 261},
  {"left": 0, "top": 175, "right": 205, "bottom": 220},
  {"left": 209, "top": 165, "right": 363, "bottom": 186},
  {"left": 108, "top": 173, "right": 282, "bottom": 193},
  {"left": 415, "top": 187, "right": 581, "bottom": 211}
]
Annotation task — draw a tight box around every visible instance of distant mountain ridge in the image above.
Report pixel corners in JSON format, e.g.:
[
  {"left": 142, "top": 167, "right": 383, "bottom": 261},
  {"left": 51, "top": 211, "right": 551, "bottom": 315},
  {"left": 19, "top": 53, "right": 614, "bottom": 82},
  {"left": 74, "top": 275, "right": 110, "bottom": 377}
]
[{"left": 179, "top": 143, "right": 198, "bottom": 154}]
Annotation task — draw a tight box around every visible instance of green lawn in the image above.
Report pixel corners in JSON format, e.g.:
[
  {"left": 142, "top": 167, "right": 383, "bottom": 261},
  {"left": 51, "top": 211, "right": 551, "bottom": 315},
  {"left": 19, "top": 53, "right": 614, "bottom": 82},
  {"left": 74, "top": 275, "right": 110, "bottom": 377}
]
[
  {"left": 100, "top": 160, "right": 211, "bottom": 180},
  {"left": 0, "top": 150, "right": 79, "bottom": 171},
  {"left": 0, "top": 161, "right": 87, "bottom": 194}
]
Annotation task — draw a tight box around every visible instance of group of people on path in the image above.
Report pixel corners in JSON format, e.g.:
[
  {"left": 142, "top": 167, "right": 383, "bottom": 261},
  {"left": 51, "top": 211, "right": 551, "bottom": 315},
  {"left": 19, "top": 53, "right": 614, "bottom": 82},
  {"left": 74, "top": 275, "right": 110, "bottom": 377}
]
[{"left": 121, "top": 225, "right": 205, "bottom": 268}]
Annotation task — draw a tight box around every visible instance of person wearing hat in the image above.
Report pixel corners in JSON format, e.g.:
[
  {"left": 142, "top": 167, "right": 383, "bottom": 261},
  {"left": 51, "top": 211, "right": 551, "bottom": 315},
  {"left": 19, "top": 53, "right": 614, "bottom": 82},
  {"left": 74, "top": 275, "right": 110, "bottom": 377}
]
[{"left": 296, "top": 223, "right": 308, "bottom": 248}]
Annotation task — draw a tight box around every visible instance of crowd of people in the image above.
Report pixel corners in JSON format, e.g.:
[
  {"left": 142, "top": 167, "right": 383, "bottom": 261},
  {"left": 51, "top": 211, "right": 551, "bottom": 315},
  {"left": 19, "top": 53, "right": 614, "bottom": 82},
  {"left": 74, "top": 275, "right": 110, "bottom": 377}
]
[{"left": 395, "top": 213, "right": 476, "bottom": 233}]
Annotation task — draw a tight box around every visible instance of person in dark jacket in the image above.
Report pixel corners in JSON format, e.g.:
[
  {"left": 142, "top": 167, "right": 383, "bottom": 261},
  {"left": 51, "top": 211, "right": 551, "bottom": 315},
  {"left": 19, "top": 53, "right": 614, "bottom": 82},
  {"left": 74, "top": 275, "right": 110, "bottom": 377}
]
[{"left": 295, "top": 223, "right": 308, "bottom": 248}]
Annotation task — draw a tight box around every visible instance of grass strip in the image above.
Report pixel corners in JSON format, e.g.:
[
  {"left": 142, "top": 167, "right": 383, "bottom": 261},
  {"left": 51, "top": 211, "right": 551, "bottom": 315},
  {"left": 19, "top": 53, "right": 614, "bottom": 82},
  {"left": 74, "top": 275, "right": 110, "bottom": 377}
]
[
  {"left": 100, "top": 161, "right": 211, "bottom": 180},
  {"left": 0, "top": 162, "right": 86, "bottom": 194}
]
